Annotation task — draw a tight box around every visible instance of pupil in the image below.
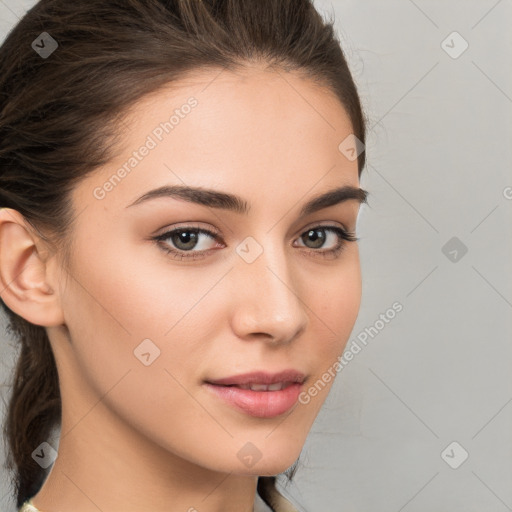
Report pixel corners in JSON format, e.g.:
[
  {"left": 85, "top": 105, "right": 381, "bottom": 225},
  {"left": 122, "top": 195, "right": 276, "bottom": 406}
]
[
  {"left": 305, "top": 228, "right": 325, "bottom": 248},
  {"left": 174, "top": 230, "right": 197, "bottom": 250}
]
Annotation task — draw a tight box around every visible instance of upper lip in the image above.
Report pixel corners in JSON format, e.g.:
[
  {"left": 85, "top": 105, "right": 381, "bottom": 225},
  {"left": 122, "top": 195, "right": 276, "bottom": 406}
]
[{"left": 206, "top": 370, "right": 306, "bottom": 386}]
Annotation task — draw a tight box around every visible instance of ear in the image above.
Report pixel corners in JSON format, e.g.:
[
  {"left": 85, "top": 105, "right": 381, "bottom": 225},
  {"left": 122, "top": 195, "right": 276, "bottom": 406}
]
[{"left": 0, "top": 207, "right": 64, "bottom": 327}]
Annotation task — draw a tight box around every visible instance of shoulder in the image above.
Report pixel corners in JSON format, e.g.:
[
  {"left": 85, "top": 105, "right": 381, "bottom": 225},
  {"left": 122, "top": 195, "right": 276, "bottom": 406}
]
[
  {"left": 18, "top": 499, "right": 40, "bottom": 512},
  {"left": 254, "top": 490, "right": 274, "bottom": 512},
  {"left": 256, "top": 477, "right": 300, "bottom": 512}
]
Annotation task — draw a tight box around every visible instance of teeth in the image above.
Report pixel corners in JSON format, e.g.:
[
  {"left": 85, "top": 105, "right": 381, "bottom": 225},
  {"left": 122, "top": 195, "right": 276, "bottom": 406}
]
[{"left": 236, "top": 382, "right": 290, "bottom": 391}]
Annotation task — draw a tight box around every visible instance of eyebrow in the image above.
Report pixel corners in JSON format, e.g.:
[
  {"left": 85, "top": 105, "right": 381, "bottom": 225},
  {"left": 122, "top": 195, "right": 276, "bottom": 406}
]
[{"left": 126, "top": 183, "right": 368, "bottom": 216}]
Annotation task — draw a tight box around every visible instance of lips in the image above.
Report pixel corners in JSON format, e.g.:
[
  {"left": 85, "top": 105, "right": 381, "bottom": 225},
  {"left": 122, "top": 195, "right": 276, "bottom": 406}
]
[
  {"left": 203, "top": 369, "right": 307, "bottom": 418},
  {"left": 203, "top": 381, "right": 304, "bottom": 418}
]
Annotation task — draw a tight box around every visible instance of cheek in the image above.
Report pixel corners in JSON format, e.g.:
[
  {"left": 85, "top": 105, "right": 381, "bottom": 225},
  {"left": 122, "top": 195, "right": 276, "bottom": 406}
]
[
  {"left": 292, "top": 261, "right": 361, "bottom": 416},
  {"left": 58, "top": 236, "right": 197, "bottom": 395},
  {"left": 302, "top": 255, "right": 362, "bottom": 394},
  {"left": 63, "top": 228, "right": 205, "bottom": 337},
  {"left": 59, "top": 245, "right": 214, "bottom": 447},
  {"left": 314, "top": 256, "right": 362, "bottom": 340}
]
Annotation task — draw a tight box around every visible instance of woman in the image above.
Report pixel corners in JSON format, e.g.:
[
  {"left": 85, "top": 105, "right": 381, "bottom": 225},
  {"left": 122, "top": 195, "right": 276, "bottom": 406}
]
[{"left": 0, "top": 0, "right": 369, "bottom": 511}]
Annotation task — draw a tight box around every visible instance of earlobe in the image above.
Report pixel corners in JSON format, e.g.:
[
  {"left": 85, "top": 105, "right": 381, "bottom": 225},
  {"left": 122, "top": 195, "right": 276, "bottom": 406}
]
[{"left": 0, "top": 208, "right": 64, "bottom": 327}]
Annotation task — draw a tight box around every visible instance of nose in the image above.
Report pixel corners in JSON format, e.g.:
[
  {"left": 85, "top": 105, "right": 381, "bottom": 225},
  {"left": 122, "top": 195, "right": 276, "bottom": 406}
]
[{"left": 229, "top": 241, "right": 309, "bottom": 345}]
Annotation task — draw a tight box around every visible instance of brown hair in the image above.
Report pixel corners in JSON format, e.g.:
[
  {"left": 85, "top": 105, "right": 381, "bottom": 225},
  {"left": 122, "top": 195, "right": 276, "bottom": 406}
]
[{"left": 0, "top": 0, "right": 367, "bottom": 509}]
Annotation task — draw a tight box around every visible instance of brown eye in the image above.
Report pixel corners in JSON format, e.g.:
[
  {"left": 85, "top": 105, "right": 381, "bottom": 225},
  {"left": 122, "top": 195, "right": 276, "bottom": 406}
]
[
  {"left": 170, "top": 229, "right": 201, "bottom": 251},
  {"left": 301, "top": 228, "right": 327, "bottom": 249},
  {"left": 152, "top": 225, "right": 220, "bottom": 260},
  {"left": 295, "top": 225, "right": 358, "bottom": 259}
]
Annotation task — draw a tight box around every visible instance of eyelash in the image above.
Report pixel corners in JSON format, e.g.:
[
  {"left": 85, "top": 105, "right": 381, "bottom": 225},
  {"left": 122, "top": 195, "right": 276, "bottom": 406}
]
[{"left": 152, "top": 224, "right": 359, "bottom": 261}]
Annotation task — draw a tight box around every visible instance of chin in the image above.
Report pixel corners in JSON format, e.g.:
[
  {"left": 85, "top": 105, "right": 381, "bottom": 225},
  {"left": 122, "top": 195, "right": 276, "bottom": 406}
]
[{"left": 239, "top": 448, "right": 302, "bottom": 477}]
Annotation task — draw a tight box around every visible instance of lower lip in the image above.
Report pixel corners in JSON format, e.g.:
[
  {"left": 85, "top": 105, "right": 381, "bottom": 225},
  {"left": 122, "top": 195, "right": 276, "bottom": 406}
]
[{"left": 203, "top": 382, "right": 303, "bottom": 418}]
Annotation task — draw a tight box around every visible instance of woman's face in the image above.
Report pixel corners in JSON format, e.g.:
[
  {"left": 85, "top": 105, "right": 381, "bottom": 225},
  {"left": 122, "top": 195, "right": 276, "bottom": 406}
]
[{"left": 49, "top": 64, "right": 365, "bottom": 477}]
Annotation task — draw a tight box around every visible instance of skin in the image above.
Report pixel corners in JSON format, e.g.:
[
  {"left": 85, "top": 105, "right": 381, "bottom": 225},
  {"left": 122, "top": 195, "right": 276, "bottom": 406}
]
[{"left": 0, "top": 62, "right": 364, "bottom": 512}]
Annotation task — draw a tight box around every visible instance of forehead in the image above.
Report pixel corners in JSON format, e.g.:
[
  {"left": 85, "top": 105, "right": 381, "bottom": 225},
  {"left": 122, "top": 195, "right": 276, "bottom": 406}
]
[{"left": 74, "top": 65, "right": 359, "bottom": 214}]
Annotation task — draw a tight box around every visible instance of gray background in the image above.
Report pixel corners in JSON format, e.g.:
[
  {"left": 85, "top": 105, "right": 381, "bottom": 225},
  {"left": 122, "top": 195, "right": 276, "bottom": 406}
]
[{"left": 1, "top": 0, "right": 511, "bottom": 511}]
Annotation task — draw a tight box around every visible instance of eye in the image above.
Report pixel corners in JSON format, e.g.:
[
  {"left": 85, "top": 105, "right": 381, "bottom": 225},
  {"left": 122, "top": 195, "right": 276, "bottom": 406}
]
[
  {"left": 293, "top": 225, "right": 358, "bottom": 259},
  {"left": 152, "top": 224, "right": 220, "bottom": 260},
  {"left": 151, "top": 223, "right": 358, "bottom": 261}
]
